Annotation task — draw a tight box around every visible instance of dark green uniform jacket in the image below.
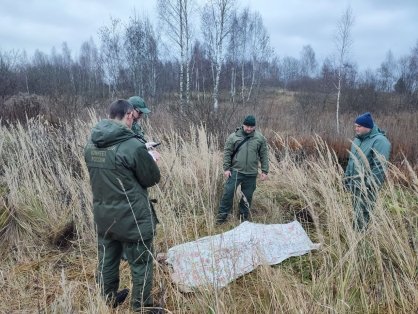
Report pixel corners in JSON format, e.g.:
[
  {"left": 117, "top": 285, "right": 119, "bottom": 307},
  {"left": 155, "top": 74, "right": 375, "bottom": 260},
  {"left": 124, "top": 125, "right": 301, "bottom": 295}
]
[
  {"left": 132, "top": 121, "right": 147, "bottom": 143},
  {"left": 344, "top": 125, "right": 391, "bottom": 189},
  {"left": 84, "top": 119, "right": 160, "bottom": 242},
  {"left": 223, "top": 127, "right": 269, "bottom": 175}
]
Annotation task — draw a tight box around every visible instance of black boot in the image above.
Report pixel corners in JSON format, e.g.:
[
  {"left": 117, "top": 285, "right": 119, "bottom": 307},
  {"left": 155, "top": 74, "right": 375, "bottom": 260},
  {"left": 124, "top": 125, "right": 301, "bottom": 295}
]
[
  {"left": 216, "top": 213, "right": 228, "bottom": 224},
  {"left": 111, "top": 288, "right": 129, "bottom": 308},
  {"left": 239, "top": 214, "right": 249, "bottom": 222}
]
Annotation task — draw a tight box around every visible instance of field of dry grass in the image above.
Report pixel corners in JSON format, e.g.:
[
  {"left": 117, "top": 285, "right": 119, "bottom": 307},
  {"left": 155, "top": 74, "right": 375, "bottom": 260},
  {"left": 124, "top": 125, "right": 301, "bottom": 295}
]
[{"left": 0, "top": 110, "right": 416, "bottom": 313}]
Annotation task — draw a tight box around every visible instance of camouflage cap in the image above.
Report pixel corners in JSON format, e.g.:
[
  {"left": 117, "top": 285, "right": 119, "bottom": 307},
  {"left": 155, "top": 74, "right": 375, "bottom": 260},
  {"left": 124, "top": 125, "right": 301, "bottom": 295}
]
[{"left": 127, "top": 96, "right": 151, "bottom": 114}]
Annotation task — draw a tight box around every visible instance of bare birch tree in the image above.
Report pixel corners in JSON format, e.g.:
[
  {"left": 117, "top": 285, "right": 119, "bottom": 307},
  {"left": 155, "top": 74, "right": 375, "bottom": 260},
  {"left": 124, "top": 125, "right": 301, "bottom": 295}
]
[
  {"left": 334, "top": 6, "right": 354, "bottom": 134},
  {"left": 99, "top": 18, "right": 123, "bottom": 98},
  {"left": 202, "top": 0, "right": 235, "bottom": 111},
  {"left": 247, "top": 11, "right": 272, "bottom": 101},
  {"left": 158, "top": 0, "right": 194, "bottom": 106},
  {"left": 226, "top": 8, "right": 271, "bottom": 104},
  {"left": 227, "top": 8, "right": 252, "bottom": 104},
  {"left": 227, "top": 11, "right": 240, "bottom": 103},
  {"left": 125, "top": 15, "right": 158, "bottom": 98}
]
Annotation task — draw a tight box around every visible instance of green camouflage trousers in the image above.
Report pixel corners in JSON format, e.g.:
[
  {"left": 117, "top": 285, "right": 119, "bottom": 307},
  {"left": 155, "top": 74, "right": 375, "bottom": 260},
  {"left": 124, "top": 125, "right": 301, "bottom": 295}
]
[{"left": 97, "top": 235, "right": 154, "bottom": 310}]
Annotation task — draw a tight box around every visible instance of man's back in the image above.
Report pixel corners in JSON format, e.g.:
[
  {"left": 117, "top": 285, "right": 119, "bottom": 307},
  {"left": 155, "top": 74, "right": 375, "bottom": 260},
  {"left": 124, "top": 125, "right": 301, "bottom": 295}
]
[{"left": 84, "top": 119, "right": 160, "bottom": 242}]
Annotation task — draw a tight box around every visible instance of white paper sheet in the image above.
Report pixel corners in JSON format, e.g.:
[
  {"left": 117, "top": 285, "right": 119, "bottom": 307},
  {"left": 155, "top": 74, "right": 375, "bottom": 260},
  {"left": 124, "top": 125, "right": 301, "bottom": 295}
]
[{"left": 166, "top": 221, "right": 320, "bottom": 291}]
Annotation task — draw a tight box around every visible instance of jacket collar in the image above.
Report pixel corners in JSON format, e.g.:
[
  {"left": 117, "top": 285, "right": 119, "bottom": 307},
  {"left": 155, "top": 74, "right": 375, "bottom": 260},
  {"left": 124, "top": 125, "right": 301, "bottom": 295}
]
[{"left": 355, "top": 125, "right": 384, "bottom": 141}]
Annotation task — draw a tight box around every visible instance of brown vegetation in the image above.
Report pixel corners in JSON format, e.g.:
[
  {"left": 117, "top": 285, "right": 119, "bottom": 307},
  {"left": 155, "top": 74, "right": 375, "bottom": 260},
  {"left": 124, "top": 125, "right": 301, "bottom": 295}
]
[{"left": 0, "top": 110, "right": 416, "bottom": 313}]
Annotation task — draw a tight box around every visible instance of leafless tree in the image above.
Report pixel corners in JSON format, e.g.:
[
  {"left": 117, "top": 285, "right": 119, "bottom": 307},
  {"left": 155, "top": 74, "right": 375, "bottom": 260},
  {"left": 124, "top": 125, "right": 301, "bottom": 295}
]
[
  {"left": 395, "top": 41, "right": 418, "bottom": 108},
  {"left": 246, "top": 11, "right": 272, "bottom": 101},
  {"left": 99, "top": 18, "right": 123, "bottom": 98},
  {"left": 227, "top": 8, "right": 249, "bottom": 104},
  {"left": 158, "top": 0, "right": 194, "bottom": 107},
  {"left": 227, "top": 11, "right": 240, "bottom": 103},
  {"left": 377, "top": 50, "right": 397, "bottom": 92},
  {"left": 125, "top": 15, "right": 159, "bottom": 98},
  {"left": 202, "top": 0, "right": 236, "bottom": 111},
  {"left": 334, "top": 6, "right": 354, "bottom": 133},
  {"left": 190, "top": 40, "right": 210, "bottom": 101},
  {"left": 300, "top": 45, "right": 317, "bottom": 78},
  {"left": 61, "top": 42, "right": 76, "bottom": 94},
  {"left": 404, "top": 40, "right": 418, "bottom": 95},
  {"left": 0, "top": 49, "right": 21, "bottom": 100},
  {"left": 78, "top": 38, "right": 102, "bottom": 100},
  {"left": 281, "top": 56, "right": 300, "bottom": 87},
  {"left": 17, "top": 51, "right": 30, "bottom": 94}
]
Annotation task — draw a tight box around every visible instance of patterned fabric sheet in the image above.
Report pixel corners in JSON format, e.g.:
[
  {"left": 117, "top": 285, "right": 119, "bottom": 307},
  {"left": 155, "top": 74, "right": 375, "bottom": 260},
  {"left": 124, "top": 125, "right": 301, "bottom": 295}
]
[{"left": 166, "top": 221, "right": 320, "bottom": 291}]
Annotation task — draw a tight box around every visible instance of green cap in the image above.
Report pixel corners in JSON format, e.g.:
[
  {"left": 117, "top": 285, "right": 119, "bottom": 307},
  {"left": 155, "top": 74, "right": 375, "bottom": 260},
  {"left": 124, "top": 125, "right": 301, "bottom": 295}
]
[{"left": 128, "top": 96, "right": 151, "bottom": 114}]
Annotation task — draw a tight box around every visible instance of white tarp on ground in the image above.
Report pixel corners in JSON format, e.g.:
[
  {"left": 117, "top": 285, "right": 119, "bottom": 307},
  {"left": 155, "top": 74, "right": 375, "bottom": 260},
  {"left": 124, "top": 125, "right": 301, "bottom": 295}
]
[{"left": 165, "top": 221, "right": 320, "bottom": 291}]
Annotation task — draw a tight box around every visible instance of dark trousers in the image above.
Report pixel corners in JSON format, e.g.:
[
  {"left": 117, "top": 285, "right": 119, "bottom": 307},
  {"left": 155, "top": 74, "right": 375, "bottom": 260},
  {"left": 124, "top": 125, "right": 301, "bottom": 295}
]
[
  {"left": 351, "top": 186, "right": 377, "bottom": 231},
  {"left": 217, "top": 170, "right": 257, "bottom": 221},
  {"left": 97, "top": 235, "right": 154, "bottom": 311}
]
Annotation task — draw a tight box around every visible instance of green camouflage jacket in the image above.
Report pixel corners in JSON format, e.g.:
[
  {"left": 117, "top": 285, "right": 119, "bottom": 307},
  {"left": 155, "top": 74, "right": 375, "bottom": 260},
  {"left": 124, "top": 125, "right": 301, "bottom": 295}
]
[{"left": 132, "top": 121, "right": 147, "bottom": 143}]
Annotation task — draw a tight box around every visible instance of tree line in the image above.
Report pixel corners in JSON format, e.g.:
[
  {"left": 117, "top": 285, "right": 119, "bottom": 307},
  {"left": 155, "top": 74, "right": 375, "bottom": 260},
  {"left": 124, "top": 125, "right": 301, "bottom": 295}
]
[{"left": 0, "top": 0, "right": 417, "bottom": 117}]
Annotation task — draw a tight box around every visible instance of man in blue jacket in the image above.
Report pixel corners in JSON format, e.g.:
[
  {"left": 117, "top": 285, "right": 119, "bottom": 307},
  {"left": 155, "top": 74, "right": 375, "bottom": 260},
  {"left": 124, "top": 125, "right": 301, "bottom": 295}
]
[{"left": 344, "top": 112, "right": 391, "bottom": 231}]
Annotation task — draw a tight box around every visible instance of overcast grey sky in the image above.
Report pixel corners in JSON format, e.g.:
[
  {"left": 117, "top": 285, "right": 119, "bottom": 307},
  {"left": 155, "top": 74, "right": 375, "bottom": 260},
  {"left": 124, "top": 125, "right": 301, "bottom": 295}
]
[{"left": 1, "top": 0, "right": 417, "bottom": 71}]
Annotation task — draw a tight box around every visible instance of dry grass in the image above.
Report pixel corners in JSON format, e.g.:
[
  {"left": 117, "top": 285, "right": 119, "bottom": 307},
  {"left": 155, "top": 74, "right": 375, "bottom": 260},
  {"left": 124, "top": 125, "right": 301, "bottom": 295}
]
[
  {"left": 0, "top": 112, "right": 416, "bottom": 313},
  {"left": 153, "top": 89, "right": 418, "bottom": 168}
]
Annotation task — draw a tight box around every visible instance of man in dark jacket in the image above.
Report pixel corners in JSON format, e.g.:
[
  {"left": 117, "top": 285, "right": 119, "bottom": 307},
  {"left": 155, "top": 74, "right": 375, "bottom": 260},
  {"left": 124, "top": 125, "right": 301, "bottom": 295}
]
[
  {"left": 84, "top": 99, "right": 161, "bottom": 311},
  {"left": 344, "top": 112, "right": 391, "bottom": 231},
  {"left": 128, "top": 95, "right": 160, "bottom": 155},
  {"left": 217, "top": 115, "right": 269, "bottom": 223},
  {"left": 128, "top": 96, "right": 150, "bottom": 142}
]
